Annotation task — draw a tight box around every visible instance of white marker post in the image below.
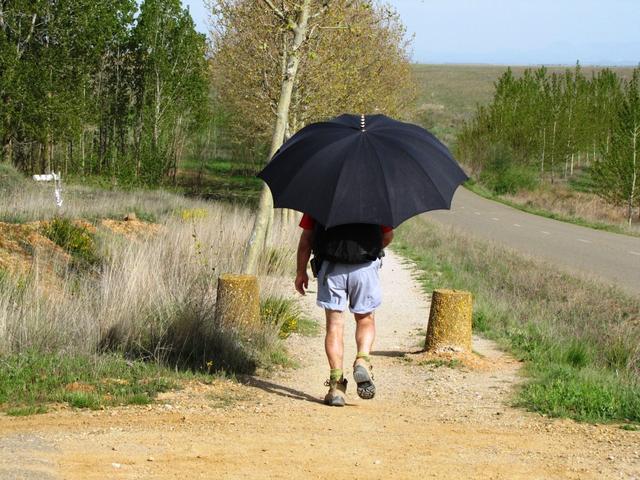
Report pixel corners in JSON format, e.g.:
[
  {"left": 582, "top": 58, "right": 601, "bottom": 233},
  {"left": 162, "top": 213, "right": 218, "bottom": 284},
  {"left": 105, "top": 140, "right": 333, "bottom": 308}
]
[{"left": 33, "top": 172, "right": 63, "bottom": 208}]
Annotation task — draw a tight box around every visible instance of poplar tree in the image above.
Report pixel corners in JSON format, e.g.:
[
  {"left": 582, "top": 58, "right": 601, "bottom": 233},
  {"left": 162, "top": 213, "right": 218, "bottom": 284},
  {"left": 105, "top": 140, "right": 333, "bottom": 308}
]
[
  {"left": 132, "top": 0, "right": 209, "bottom": 183},
  {"left": 592, "top": 70, "right": 640, "bottom": 225},
  {"left": 0, "top": 0, "right": 208, "bottom": 184}
]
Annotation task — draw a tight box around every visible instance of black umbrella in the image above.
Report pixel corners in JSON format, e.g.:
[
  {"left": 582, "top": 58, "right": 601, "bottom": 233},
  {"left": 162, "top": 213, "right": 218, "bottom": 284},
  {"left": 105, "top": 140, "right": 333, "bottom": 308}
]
[{"left": 257, "top": 113, "right": 468, "bottom": 228}]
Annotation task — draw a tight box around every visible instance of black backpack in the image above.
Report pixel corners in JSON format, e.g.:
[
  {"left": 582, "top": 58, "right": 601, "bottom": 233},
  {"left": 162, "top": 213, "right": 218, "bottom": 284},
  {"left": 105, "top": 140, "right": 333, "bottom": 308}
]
[{"left": 312, "top": 223, "right": 384, "bottom": 266}]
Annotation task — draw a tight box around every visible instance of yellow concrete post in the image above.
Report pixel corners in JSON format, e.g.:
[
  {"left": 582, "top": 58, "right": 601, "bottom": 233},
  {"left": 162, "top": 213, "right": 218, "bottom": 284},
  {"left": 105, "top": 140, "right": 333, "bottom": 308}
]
[
  {"left": 214, "top": 274, "right": 260, "bottom": 329},
  {"left": 425, "top": 289, "right": 473, "bottom": 353}
]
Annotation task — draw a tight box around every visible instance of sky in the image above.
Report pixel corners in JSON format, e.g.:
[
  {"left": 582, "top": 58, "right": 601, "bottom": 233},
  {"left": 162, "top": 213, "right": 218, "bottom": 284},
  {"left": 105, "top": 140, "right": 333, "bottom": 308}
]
[{"left": 183, "top": 0, "right": 640, "bottom": 65}]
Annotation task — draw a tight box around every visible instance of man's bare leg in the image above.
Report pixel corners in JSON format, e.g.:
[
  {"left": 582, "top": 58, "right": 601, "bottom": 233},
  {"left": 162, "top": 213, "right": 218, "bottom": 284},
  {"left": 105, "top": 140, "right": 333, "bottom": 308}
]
[
  {"left": 324, "top": 309, "right": 347, "bottom": 406},
  {"left": 353, "top": 311, "right": 376, "bottom": 399},
  {"left": 325, "top": 309, "right": 344, "bottom": 371},
  {"left": 354, "top": 312, "right": 375, "bottom": 356}
]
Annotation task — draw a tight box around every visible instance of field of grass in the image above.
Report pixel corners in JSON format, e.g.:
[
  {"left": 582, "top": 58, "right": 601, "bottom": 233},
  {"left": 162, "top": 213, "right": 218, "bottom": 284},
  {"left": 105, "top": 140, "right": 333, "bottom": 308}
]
[
  {"left": 177, "top": 157, "right": 263, "bottom": 205},
  {"left": 0, "top": 166, "right": 312, "bottom": 414},
  {"left": 394, "top": 217, "right": 640, "bottom": 424}
]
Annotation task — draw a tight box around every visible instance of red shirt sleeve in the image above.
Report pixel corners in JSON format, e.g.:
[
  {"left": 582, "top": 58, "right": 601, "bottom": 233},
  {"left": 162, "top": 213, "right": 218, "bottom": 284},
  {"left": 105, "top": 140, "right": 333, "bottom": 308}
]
[
  {"left": 299, "top": 213, "right": 316, "bottom": 230},
  {"left": 381, "top": 225, "right": 393, "bottom": 233}
]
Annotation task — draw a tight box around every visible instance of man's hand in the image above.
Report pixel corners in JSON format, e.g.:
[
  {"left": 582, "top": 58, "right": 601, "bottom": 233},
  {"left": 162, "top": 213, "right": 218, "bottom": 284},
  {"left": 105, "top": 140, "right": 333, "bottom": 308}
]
[{"left": 295, "top": 270, "right": 309, "bottom": 295}]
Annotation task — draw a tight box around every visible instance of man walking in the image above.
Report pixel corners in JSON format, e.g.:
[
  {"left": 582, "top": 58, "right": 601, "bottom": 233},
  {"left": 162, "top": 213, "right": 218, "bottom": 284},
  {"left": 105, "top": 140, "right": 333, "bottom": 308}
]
[{"left": 295, "top": 213, "right": 393, "bottom": 406}]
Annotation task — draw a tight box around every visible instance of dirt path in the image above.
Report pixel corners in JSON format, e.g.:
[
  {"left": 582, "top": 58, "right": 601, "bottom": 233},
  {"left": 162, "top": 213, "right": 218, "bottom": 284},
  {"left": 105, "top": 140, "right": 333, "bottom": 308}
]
[{"left": 1, "top": 252, "right": 639, "bottom": 479}]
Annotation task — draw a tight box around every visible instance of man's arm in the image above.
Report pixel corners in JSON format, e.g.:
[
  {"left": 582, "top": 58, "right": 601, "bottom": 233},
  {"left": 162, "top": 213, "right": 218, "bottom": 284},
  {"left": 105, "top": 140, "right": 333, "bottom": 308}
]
[
  {"left": 295, "top": 229, "right": 314, "bottom": 295},
  {"left": 382, "top": 230, "right": 394, "bottom": 248}
]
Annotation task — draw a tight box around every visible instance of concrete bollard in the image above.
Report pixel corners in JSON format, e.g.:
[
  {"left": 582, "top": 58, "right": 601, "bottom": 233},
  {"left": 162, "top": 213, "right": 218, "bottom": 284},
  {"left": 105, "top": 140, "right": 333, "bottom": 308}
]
[
  {"left": 214, "top": 274, "right": 260, "bottom": 329},
  {"left": 425, "top": 289, "right": 473, "bottom": 353}
]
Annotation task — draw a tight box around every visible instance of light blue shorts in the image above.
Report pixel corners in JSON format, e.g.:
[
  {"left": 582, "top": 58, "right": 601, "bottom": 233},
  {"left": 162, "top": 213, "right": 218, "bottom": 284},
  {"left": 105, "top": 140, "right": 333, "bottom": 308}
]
[{"left": 316, "top": 259, "right": 382, "bottom": 314}]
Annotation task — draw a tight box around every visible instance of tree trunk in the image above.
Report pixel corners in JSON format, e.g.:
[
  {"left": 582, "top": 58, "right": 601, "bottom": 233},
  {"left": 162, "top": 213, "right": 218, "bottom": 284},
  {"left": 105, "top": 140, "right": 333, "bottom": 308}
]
[
  {"left": 540, "top": 127, "right": 546, "bottom": 179},
  {"left": 81, "top": 129, "right": 86, "bottom": 174},
  {"left": 629, "top": 127, "right": 638, "bottom": 227},
  {"left": 425, "top": 289, "right": 473, "bottom": 353},
  {"left": 154, "top": 68, "right": 161, "bottom": 155},
  {"left": 3, "top": 137, "right": 12, "bottom": 165},
  {"left": 46, "top": 132, "right": 53, "bottom": 174},
  {"left": 570, "top": 152, "right": 574, "bottom": 176},
  {"left": 550, "top": 120, "right": 557, "bottom": 184},
  {"left": 242, "top": 0, "right": 312, "bottom": 275},
  {"left": 65, "top": 140, "right": 70, "bottom": 176}
]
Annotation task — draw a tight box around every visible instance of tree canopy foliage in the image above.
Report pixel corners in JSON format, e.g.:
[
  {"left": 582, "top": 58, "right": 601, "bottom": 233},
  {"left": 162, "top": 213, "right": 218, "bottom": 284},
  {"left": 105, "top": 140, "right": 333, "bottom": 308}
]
[
  {"left": 209, "top": 0, "right": 416, "bottom": 160},
  {"left": 0, "top": 0, "right": 209, "bottom": 184}
]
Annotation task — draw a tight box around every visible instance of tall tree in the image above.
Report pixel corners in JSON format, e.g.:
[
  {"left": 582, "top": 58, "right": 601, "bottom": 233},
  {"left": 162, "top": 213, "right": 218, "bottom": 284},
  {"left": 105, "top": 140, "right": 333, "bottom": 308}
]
[
  {"left": 234, "top": 0, "right": 315, "bottom": 275},
  {"left": 209, "top": 0, "right": 415, "bottom": 160},
  {"left": 0, "top": 0, "right": 42, "bottom": 167},
  {"left": 209, "top": 0, "right": 416, "bottom": 273},
  {"left": 1, "top": 0, "right": 208, "bottom": 184},
  {"left": 132, "top": 0, "right": 209, "bottom": 183},
  {"left": 592, "top": 69, "right": 640, "bottom": 225}
]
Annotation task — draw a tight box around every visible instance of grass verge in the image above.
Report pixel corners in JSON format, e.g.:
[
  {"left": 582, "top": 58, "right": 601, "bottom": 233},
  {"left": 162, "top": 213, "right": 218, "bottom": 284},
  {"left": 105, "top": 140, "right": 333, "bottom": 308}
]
[
  {"left": 393, "top": 217, "right": 640, "bottom": 424},
  {"left": 464, "top": 181, "right": 640, "bottom": 238},
  {"left": 0, "top": 351, "right": 210, "bottom": 415}
]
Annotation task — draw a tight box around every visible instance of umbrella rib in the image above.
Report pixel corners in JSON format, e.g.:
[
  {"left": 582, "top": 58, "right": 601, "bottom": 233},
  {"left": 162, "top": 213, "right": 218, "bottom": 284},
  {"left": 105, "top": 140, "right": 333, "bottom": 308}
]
[{"left": 275, "top": 123, "right": 349, "bottom": 158}]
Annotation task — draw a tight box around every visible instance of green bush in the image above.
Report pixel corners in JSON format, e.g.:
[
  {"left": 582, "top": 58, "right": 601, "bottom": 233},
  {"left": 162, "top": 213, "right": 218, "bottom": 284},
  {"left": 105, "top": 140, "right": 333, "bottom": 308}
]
[
  {"left": 261, "top": 297, "right": 300, "bottom": 339},
  {"left": 41, "top": 217, "right": 99, "bottom": 266},
  {"left": 479, "top": 144, "right": 539, "bottom": 195}
]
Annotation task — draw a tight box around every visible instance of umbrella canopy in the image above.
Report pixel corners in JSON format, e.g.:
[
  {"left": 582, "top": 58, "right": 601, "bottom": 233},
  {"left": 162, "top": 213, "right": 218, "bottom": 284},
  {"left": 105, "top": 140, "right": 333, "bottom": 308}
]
[{"left": 257, "top": 113, "right": 468, "bottom": 228}]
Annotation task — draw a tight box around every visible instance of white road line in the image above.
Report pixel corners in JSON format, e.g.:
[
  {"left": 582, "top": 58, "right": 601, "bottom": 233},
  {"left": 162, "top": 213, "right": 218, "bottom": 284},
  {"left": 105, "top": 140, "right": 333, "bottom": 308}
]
[
  {"left": 577, "top": 239, "right": 592, "bottom": 244},
  {"left": 541, "top": 231, "right": 550, "bottom": 235},
  {"left": 491, "top": 217, "right": 499, "bottom": 221},
  {"left": 629, "top": 251, "right": 640, "bottom": 256},
  {"left": 474, "top": 212, "right": 481, "bottom": 215},
  {"left": 513, "top": 223, "right": 521, "bottom": 227}
]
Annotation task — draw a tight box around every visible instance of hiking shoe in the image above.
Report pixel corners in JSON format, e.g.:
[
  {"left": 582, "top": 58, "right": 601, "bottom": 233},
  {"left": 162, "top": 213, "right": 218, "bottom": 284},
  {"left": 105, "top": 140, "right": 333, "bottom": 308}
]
[
  {"left": 353, "top": 358, "right": 376, "bottom": 400},
  {"left": 324, "top": 377, "right": 348, "bottom": 406}
]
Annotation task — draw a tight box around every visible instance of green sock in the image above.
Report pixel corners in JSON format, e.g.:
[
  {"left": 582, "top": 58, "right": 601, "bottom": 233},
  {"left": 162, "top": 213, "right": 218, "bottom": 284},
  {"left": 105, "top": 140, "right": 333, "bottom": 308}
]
[
  {"left": 330, "top": 368, "right": 343, "bottom": 381},
  {"left": 356, "top": 352, "right": 370, "bottom": 363}
]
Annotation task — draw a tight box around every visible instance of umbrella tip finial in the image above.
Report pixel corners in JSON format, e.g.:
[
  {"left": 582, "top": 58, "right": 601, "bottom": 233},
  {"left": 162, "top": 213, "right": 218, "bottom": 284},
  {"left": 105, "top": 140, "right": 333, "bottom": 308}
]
[{"left": 360, "top": 114, "right": 366, "bottom": 131}]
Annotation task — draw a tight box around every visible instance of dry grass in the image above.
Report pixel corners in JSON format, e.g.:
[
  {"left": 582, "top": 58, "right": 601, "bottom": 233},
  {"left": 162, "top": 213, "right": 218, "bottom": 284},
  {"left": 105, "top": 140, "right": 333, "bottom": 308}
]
[
  {"left": 502, "top": 183, "right": 640, "bottom": 232},
  {"left": 0, "top": 182, "right": 299, "bottom": 373},
  {"left": 0, "top": 177, "right": 198, "bottom": 223}
]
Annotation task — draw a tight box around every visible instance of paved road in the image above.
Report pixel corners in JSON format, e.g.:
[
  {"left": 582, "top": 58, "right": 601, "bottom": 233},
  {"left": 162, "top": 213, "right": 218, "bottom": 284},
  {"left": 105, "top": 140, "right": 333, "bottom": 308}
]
[{"left": 423, "top": 187, "right": 640, "bottom": 297}]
